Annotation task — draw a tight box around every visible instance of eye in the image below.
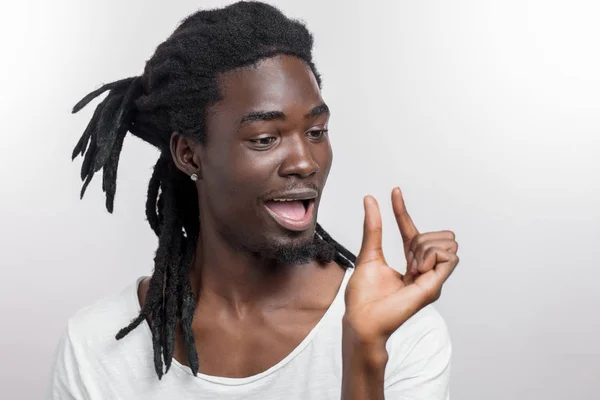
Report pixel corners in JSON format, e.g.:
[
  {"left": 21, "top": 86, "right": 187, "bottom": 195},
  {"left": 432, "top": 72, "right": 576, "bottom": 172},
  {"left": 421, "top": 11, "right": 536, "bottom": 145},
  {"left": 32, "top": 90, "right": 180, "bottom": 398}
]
[
  {"left": 249, "top": 137, "right": 277, "bottom": 148},
  {"left": 307, "top": 129, "right": 328, "bottom": 140}
]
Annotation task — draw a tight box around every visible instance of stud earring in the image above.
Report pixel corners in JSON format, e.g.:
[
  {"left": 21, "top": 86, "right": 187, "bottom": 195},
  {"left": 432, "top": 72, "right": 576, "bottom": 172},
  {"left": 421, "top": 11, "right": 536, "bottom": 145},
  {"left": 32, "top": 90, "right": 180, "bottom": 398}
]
[{"left": 190, "top": 173, "right": 198, "bottom": 181}]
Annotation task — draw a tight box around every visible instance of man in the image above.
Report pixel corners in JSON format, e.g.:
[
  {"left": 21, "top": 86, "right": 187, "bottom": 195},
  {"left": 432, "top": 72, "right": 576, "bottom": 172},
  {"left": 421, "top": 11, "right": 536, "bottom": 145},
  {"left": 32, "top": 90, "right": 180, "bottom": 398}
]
[{"left": 48, "top": 2, "right": 459, "bottom": 399}]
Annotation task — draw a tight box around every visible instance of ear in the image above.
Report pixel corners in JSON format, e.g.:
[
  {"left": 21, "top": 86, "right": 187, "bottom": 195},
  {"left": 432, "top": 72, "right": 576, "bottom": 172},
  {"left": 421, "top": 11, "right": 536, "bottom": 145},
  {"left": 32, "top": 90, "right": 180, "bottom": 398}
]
[{"left": 170, "top": 131, "right": 202, "bottom": 180}]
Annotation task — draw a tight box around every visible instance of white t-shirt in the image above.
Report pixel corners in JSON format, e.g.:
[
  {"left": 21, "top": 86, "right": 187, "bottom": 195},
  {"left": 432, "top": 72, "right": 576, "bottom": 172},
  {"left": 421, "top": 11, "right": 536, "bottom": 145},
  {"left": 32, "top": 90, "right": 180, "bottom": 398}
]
[{"left": 46, "top": 267, "right": 451, "bottom": 399}]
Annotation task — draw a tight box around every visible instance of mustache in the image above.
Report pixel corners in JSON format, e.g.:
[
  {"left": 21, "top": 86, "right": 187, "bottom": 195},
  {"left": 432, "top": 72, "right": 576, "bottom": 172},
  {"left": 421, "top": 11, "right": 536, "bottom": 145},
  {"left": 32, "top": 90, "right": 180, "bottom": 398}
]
[{"left": 261, "top": 182, "right": 321, "bottom": 201}]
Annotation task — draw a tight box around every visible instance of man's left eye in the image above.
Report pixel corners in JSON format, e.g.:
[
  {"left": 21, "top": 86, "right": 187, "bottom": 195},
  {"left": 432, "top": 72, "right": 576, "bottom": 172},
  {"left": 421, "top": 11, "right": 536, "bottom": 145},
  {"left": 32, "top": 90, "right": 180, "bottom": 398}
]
[
  {"left": 250, "top": 137, "right": 277, "bottom": 147},
  {"left": 307, "top": 129, "right": 328, "bottom": 139}
]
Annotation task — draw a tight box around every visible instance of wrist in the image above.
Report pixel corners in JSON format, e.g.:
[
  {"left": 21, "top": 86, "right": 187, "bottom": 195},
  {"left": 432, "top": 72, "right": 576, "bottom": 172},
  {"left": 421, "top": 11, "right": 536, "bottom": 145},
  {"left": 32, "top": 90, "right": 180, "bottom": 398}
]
[{"left": 342, "top": 315, "right": 389, "bottom": 369}]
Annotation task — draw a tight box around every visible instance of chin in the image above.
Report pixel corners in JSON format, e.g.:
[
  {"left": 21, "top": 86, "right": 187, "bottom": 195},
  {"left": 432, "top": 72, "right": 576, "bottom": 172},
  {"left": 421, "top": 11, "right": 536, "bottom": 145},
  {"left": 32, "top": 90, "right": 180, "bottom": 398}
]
[{"left": 259, "top": 232, "right": 319, "bottom": 266}]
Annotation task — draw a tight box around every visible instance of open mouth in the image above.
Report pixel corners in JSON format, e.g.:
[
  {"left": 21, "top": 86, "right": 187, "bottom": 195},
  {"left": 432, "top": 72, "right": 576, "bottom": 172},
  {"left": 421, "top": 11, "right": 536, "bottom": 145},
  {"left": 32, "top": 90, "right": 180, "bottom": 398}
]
[{"left": 263, "top": 199, "right": 315, "bottom": 232}]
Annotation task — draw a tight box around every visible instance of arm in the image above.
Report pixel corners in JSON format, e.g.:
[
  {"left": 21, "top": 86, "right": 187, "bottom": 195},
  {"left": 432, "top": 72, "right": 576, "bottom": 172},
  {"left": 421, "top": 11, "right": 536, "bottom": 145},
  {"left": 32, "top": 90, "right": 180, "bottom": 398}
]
[
  {"left": 341, "top": 307, "right": 451, "bottom": 400},
  {"left": 341, "top": 319, "right": 388, "bottom": 400}
]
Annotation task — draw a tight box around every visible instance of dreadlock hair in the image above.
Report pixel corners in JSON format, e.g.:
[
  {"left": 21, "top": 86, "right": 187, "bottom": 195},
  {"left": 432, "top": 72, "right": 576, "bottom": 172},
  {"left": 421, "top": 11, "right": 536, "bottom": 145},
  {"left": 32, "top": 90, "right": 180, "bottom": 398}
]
[{"left": 71, "top": 1, "right": 356, "bottom": 380}]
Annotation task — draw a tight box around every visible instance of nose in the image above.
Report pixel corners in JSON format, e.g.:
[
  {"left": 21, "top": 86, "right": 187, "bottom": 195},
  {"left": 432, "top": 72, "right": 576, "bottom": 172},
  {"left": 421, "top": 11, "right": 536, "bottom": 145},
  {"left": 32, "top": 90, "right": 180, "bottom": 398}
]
[{"left": 277, "top": 133, "right": 319, "bottom": 178}]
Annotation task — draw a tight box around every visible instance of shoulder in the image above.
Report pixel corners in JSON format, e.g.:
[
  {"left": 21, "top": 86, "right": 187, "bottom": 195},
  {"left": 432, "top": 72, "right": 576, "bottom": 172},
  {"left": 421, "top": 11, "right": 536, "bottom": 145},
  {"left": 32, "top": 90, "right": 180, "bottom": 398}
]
[
  {"left": 65, "top": 278, "right": 145, "bottom": 354},
  {"left": 384, "top": 305, "right": 452, "bottom": 390},
  {"left": 46, "top": 278, "right": 148, "bottom": 399}
]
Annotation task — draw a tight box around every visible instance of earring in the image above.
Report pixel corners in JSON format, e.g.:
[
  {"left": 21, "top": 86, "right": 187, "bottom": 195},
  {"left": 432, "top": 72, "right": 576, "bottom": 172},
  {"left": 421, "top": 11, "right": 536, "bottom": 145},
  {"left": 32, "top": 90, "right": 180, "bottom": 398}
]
[{"left": 190, "top": 173, "right": 198, "bottom": 181}]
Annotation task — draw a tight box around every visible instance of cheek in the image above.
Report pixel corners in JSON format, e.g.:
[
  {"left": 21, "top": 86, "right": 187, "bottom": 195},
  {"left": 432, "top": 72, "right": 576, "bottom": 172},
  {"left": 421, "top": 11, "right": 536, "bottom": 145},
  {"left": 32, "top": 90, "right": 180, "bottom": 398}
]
[
  {"left": 318, "top": 139, "right": 333, "bottom": 178},
  {"left": 205, "top": 147, "right": 275, "bottom": 213},
  {"left": 228, "top": 148, "right": 277, "bottom": 196},
  {"left": 234, "top": 153, "right": 274, "bottom": 185}
]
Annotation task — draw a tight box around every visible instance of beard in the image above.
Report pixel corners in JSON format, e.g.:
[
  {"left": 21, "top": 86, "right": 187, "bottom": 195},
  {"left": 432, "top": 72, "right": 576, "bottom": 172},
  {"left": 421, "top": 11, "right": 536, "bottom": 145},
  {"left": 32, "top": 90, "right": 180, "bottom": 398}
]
[
  {"left": 240, "top": 233, "right": 319, "bottom": 267},
  {"left": 262, "top": 236, "right": 319, "bottom": 266},
  {"left": 217, "top": 218, "right": 335, "bottom": 268},
  {"left": 247, "top": 233, "right": 337, "bottom": 268},
  {"left": 224, "top": 226, "right": 321, "bottom": 267}
]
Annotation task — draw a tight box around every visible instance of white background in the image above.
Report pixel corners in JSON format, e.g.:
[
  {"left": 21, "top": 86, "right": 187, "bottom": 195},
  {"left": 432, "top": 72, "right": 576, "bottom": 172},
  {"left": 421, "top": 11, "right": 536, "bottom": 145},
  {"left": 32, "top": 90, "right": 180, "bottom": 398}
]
[{"left": 1, "top": 0, "right": 598, "bottom": 398}]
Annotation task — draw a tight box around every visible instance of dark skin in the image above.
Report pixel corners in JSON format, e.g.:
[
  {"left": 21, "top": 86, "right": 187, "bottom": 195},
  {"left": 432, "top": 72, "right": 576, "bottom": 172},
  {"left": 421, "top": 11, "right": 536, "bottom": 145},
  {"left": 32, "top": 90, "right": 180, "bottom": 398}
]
[{"left": 138, "top": 55, "right": 347, "bottom": 378}]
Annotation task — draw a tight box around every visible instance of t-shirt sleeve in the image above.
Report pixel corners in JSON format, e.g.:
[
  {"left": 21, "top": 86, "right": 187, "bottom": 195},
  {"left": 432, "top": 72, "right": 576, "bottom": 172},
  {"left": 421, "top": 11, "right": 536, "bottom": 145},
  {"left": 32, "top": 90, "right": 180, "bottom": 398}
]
[
  {"left": 45, "top": 324, "right": 90, "bottom": 400},
  {"left": 383, "top": 306, "right": 452, "bottom": 400}
]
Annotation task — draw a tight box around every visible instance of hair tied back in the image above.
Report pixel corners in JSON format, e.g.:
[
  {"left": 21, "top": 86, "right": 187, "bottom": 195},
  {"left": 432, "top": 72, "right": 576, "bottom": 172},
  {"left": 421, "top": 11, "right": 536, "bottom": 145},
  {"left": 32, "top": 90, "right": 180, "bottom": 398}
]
[{"left": 71, "top": 76, "right": 143, "bottom": 212}]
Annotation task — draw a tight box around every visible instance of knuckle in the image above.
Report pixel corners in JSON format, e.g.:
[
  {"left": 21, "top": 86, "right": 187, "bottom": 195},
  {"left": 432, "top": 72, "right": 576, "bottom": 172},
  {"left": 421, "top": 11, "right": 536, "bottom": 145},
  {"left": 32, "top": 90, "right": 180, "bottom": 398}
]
[
  {"left": 410, "top": 235, "right": 424, "bottom": 250},
  {"left": 418, "top": 246, "right": 432, "bottom": 263},
  {"left": 422, "top": 246, "right": 433, "bottom": 259}
]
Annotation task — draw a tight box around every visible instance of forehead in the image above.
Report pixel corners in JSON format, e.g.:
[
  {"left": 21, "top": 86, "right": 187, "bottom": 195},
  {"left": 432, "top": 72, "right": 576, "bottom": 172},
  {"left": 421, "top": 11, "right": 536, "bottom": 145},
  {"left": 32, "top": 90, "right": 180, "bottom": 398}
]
[{"left": 214, "top": 55, "right": 322, "bottom": 115}]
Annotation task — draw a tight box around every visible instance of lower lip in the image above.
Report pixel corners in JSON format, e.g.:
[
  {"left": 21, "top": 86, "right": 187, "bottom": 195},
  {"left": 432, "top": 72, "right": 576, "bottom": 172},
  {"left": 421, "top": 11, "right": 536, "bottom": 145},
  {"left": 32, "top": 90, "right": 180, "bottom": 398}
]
[{"left": 264, "top": 200, "right": 315, "bottom": 232}]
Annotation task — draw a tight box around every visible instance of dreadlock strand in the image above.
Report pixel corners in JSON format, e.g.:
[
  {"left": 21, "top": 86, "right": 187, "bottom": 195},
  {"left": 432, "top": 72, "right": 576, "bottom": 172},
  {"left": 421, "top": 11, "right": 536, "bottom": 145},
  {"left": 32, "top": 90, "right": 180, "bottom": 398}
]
[
  {"left": 162, "top": 177, "right": 185, "bottom": 372},
  {"left": 100, "top": 82, "right": 144, "bottom": 212},
  {"left": 145, "top": 181, "right": 180, "bottom": 379},
  {"left": 79, "top": 125, "right": 98, "bottom": 181},
  {"left": 150, "top": 302, "right": 166, "bottom": 379},
  {"left": 71, "top": 101, "right": 104, "bottom": 160},
  {"left": 115, "top": 232, "right": 171, "bottom": 340},
  {"left": 71, "top": 77, "right": 137, "bottom": 113},
  {"left": 117, "top": 166, "right": 175, "bottom": 341},
  {"left": 163, "top": 246, "right": 181, "bottom": 373},
  {"left": 114, "top": 263, "right": 166, "bottom": 340},
  {"left": 314, "top": 237, "right": 336, "bottom": 264},
  {"left": 147, "top": 175, "right": 182, "bottom": 374},
  {"left": 101, "top": 124, "right": 128, "bottom": 213},
  {"left": 316, "top": 223, "right": 357, "bottom": 266},
  {"left": 79, "top": 141, "right": 97, "bottom": 199},
  {"left": 77, "top": 92, "right": 124, "bottom": 200},
  {"left": 146, "top": 158, "right": 166, "bottom": 236},
  {"left": 73, "top": 78, "right": 141, "bottom": 205},
  {"left": 179, "top": 238, "right": 199, "bottom": 375},
  {"left": 93, "top": 93, "right": 127, "bottom": 173}
]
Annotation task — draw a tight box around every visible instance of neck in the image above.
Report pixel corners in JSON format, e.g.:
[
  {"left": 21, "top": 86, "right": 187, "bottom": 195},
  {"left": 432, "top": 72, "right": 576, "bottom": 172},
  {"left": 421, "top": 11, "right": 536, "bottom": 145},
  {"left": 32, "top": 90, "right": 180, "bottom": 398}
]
[{"left": 188, "top": 225, "right": 323, "bottom": 313}]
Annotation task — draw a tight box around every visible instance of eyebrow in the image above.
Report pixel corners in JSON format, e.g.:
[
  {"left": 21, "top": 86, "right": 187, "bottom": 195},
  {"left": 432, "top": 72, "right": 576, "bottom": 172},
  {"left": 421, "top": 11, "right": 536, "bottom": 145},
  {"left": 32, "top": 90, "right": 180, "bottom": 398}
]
[{"left": 239, "top": 103, "right": 329, "bottom": 126}]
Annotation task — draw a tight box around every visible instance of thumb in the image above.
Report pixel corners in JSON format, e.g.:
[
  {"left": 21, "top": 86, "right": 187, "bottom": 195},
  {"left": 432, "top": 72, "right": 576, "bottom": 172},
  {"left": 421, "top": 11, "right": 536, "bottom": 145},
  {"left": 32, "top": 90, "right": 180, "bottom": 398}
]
[{"left": 356, "top": 196, "right": 386, "bottom": 266}]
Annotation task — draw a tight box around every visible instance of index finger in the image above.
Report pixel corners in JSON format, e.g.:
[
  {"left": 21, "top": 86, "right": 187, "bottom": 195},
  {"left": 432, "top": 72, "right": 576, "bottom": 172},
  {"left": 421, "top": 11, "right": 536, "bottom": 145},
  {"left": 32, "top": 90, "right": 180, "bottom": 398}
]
[{"left": 392, "top": 187, "right": 419, "bottom": 255}]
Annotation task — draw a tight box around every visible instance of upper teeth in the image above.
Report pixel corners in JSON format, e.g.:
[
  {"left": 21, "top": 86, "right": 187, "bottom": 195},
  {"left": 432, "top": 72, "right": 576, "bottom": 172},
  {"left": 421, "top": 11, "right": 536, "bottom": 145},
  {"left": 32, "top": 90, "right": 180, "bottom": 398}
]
[{"left": 273, "top": 198, "right": 303, "bottom": 202}]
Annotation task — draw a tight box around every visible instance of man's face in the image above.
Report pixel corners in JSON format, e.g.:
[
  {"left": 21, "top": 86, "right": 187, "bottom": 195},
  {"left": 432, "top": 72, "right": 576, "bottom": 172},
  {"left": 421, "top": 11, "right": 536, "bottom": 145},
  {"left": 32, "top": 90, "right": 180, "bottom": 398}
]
[{"left": 197, "top": 55, "right": 333, "bottom": 265}]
